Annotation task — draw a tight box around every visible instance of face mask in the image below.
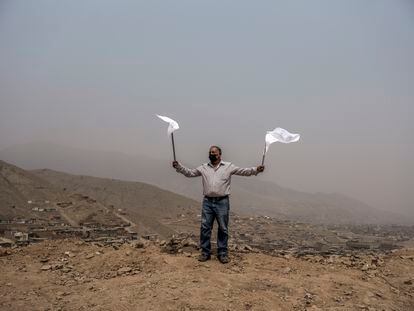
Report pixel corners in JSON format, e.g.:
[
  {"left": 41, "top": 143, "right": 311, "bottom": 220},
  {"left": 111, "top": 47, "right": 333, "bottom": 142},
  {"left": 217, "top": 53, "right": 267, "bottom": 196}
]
[{"left": 209, "top": 154, "right": 217, "bottom": 162}]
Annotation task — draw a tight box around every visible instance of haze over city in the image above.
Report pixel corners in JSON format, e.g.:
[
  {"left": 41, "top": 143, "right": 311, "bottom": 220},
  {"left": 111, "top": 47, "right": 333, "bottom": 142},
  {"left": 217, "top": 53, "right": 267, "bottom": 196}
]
[{"left": 1, "top": 0, "right": 413, "bottom": 218}]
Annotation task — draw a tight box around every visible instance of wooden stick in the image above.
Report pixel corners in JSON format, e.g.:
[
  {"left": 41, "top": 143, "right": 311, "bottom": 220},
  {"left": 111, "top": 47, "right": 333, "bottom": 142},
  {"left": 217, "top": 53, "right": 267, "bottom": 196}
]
[
  {"left": 261, "top": 142, "right": 266, "bottom": 166},
  {"left": 171, "top": 132, "right": 176, "bottom": 161}
]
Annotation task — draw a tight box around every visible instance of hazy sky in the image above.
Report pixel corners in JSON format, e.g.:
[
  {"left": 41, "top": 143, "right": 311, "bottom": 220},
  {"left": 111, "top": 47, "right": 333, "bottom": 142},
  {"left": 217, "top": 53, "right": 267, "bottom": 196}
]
[{"left": 1, "top": 1, "right": 413, "bottom": 214}]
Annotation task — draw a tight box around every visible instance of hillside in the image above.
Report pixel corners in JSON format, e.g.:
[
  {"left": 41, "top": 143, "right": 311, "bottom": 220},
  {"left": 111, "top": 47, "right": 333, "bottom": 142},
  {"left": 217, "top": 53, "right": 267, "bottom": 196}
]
[
  {"left": 32, "top": 168, "right": 200, "bottom": 237},
  {"left": 0, "top": 142, "right": 408, "bottom": 224},
  {"left": 0, "top": 159, "right": 61, "bottom": 219},
  {"left": 0, "top": 161, "right": 199, "bottom": 237},
  {"left": 0, "top": 160, "right": 127, "bottom": 228},
  {"left": 0, "top": 160, "right": 202, "bottom": 238},
  {"left": 1, "top": 238, "right": 413, "bottom": 310},
  {"left": 2, "top": 160, "right": 414, "bottom": 311}
]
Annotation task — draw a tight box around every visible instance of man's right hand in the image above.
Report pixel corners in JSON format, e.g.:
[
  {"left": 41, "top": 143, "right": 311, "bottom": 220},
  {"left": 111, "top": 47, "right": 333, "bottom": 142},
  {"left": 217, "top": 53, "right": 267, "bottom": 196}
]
[{"left": 172, "top": 161, "right": 179, "bottom": 168}]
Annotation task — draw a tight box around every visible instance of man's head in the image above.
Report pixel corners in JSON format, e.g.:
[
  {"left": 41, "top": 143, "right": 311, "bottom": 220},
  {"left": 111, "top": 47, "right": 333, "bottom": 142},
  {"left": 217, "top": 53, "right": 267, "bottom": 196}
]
[{"left": 209, "top": 145, "right": 222, "bottom": 164}]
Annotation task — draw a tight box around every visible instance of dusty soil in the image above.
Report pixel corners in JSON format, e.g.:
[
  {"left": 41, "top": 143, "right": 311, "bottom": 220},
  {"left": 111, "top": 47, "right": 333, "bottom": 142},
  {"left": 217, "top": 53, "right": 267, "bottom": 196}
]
[{"left": 1, "top": 239, "right": 413, "bottom": 311}]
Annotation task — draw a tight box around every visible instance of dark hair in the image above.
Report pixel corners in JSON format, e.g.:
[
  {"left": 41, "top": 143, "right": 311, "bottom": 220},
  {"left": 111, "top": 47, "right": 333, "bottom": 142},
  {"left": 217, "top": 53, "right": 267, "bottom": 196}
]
[{"left": 210, "top": 145, "right": 222, "bottom": 155}]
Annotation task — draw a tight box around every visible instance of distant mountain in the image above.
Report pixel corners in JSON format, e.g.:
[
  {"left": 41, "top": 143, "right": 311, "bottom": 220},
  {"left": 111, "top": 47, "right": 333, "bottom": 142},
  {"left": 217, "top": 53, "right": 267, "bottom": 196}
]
[
  {"left": 0, "top": 159, "right": 60, "bottom": 219},
  {"left": 0, "top": 160, "right": 129, "bottom": 228},
  {"left": 1, "top": 142, "right": 410, "bottom": 224},
  {"left": 0, "top": 160, "right": 200, "bottom": 237},
  {"left": 33, "top": 168, "right": 201, "bottom": 237}
]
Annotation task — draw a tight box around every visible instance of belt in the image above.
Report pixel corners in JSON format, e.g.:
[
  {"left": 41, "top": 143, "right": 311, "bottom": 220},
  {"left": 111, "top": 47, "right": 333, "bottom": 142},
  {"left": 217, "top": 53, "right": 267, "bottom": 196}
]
[{"left": 204, "top": 195, "right": 229, "bottom": 201}]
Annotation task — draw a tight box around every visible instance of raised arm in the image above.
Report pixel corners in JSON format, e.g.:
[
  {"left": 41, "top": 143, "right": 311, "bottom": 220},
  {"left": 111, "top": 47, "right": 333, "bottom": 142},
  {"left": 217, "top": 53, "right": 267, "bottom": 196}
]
[
  {"left": 230, "top": 163, "right": 264, "bottom": 176},
  {"left": 172, "top": 161, "right": 202, "bottom": 178}
]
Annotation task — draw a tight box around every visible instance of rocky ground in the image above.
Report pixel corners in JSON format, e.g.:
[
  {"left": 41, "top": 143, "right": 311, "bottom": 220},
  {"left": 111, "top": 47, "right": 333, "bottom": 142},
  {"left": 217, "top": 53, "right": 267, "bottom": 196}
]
[{"left": 1, "top": 238, "right": 413, "bottom": 311}]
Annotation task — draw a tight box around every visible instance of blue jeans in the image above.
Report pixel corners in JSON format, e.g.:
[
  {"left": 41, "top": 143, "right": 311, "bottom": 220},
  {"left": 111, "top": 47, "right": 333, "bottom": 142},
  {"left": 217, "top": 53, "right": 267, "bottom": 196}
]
[{"left": 200, "top": 196, "right": 230, "bottom": 256}]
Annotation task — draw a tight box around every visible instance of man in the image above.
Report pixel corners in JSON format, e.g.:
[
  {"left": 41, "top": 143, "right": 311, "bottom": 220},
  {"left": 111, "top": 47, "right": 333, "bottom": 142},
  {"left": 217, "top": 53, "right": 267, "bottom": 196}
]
[{"left": 172, "top": 146, "right": 264, "bottom": 264}]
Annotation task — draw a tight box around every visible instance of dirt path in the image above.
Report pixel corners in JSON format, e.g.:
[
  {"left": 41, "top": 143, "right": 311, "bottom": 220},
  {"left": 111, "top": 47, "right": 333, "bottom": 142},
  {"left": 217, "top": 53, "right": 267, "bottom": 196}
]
[
  {"left": 54, "top": 205, "right": 78, "bottom": 227},
  {"left": 113, "top": 211, "right": 137, "bottom": 233}
]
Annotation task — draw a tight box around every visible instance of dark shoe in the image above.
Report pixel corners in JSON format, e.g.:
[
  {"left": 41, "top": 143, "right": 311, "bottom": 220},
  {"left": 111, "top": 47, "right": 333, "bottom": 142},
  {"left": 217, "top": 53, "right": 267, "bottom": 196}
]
[
  {"left": 218, "top": 255, "right": 229, "bottom": 264},
  {"left": 198, "top": 253, "right": 211, "bottom": 262}
]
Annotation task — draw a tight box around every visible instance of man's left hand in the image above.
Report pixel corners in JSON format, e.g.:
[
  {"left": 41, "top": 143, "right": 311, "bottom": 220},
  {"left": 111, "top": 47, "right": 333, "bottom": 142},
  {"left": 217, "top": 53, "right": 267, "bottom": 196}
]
[{"left": 257, "top": 165, "right": 265, "bottom": 173}]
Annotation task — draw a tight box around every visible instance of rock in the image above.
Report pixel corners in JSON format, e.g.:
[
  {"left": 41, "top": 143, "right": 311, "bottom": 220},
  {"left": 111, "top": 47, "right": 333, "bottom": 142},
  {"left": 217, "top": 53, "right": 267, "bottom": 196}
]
[
  {"left": 304, "top": 292, "right": 314, "bottom": 305},
  {"left": 39, "top": 258, "right": 49, "bottom": 263},
  {"left": 361, "top": 264, "right": 370, "bottom": 271},
  {"left": 50, "top": 263, "right": 63, "bottom": 270},
  {"left": 85, "top": 253, "right": 94, "bottom": 259},
  {"left": 304, "top": 292, "right": 313, "bottom": 299},
  {"left": 404, "top": 279, "right": 412, "bottom": 285},
  {"left": 281, "top": 267, "right": 291, "bottom": 274},
  {"left": 118, "top": 267, "right": 132, "bottom": 275},
  {"left": 0, "top": 249, "right": 12, "bottom": 257},
  {"left": 41, "top": 265, "right": 52, "bottom": 271},
  {"left": 183, "top": 238, "right": 197, "bottom": 248},
  {"left": 64, "top": 251, "right": 76, "bottom": 258},
  {"left": 244, "top": 245, "right": 253, "bottom": 252},
  {"left": 132, "top": 240, "right": 146, "bottom": 249},
  {"left": 162, "top": 233, "right": 198, "bottom": 254}
]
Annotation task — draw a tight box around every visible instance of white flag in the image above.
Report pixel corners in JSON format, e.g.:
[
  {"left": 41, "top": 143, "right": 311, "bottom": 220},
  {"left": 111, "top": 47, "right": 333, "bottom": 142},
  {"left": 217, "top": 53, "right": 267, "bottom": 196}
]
[
  {"left": 265, "top": 127, "right": 300, "bottom": 153},
  {"left": 156, "top": 114, "right": 180, "bottom": 136}
]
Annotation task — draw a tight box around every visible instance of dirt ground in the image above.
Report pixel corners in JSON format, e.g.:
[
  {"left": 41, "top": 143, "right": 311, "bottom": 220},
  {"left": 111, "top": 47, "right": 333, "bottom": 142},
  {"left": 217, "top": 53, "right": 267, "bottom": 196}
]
[{"left": 0, "top": 239, "right": 413, "bottom": 311}]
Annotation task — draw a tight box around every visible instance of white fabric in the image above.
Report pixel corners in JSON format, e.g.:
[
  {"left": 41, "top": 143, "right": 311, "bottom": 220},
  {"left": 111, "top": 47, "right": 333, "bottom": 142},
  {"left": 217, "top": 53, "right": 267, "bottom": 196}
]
[
  {"left": 156, "top": 114, "right": 180, "bottom": 136},
  {"left": 265, "top": 127, "right": 300, "bottom": 153}
]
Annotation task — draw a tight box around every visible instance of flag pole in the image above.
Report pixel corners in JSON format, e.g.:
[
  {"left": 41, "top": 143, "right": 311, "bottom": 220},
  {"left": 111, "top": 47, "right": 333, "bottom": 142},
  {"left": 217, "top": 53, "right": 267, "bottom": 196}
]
[
  {"left": 171, "top": 132, "right": 177, "bottom": 161},
  {"left": 261, "top": 142, "right": 266, "bottom": 166}
]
